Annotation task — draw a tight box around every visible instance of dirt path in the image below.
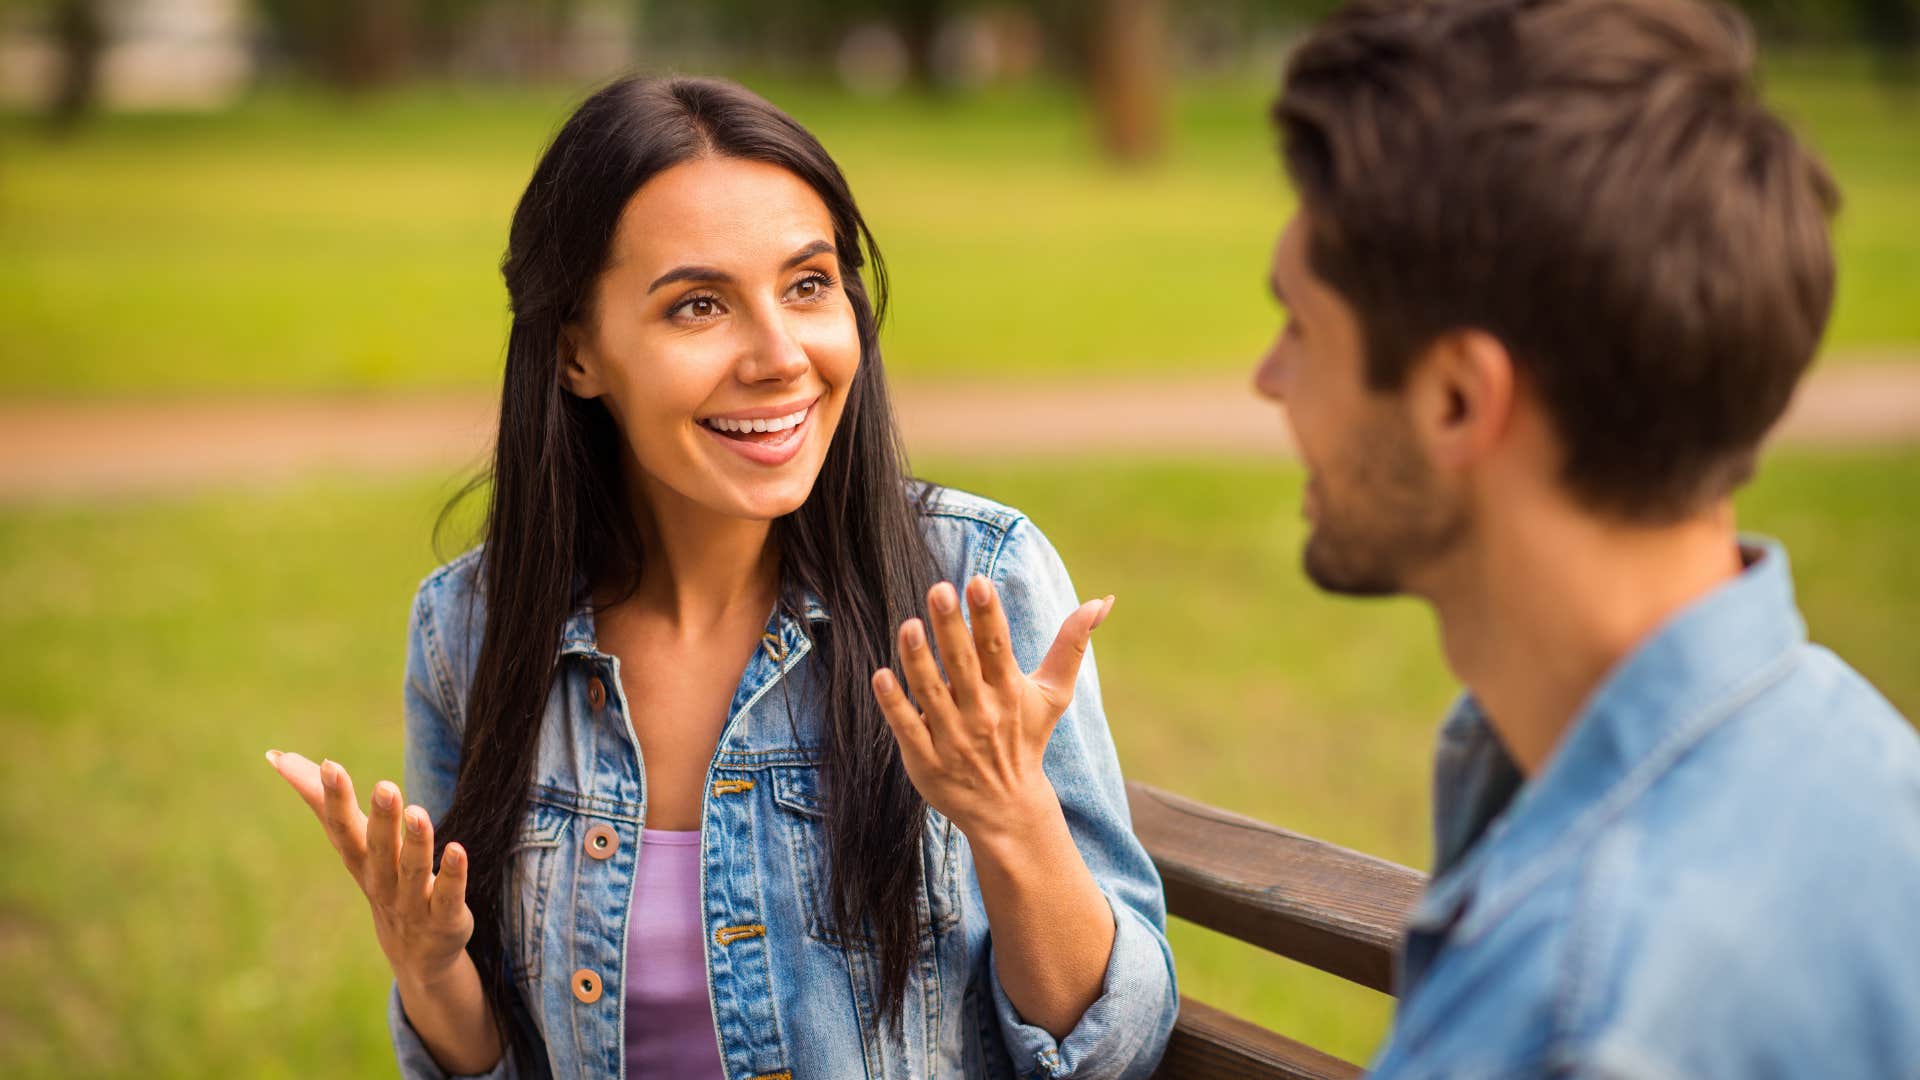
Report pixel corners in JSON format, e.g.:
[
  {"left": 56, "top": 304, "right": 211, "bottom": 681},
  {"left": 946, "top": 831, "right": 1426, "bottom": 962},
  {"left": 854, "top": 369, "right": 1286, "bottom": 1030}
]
[{"left": 4, "top": 362, "right": 1918, "bottom": 501}]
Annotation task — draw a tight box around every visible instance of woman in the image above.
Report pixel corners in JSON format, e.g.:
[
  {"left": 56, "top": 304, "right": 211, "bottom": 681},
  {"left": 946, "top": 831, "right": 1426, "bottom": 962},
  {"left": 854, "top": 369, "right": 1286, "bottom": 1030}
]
[{"left": 267, "top": 75, "right": 1175, "bottom": 1079}]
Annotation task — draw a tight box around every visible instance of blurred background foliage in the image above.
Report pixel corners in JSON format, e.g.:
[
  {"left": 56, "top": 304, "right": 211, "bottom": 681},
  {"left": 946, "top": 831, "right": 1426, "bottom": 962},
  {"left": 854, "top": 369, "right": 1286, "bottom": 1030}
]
[{"left": 1, "top": 1, "right": 1916, "bottom": 1075}]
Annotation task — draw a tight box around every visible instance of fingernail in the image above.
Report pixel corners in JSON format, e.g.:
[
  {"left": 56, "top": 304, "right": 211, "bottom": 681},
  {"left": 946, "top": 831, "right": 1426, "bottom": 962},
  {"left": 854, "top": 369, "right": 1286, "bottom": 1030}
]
[
  {"left": 264, "top": 749, "right": 282, "bottom": 767},
  {"left": 967, "top": 576, "right": 991, "bottom": 605},
  {"left": 406, "top": 808, "right": 424, "bottom": 835},
  {"left": 320, "top": 759, "right": 338, "bottom": 789},
  {"left": 931, "top": 584, "right": 956, "bottom": 613},
  {"left": 873, "top": 669, "right": 898, "bottom": 695},
  {"left": 374, "top": 784, "right": 396, "bottom": 810},
  {"left": 445, "top": 844, "right": 464, "bottom": 867},
  {"left": 904, "top": 620, "right": 925, "bottom": 648}
]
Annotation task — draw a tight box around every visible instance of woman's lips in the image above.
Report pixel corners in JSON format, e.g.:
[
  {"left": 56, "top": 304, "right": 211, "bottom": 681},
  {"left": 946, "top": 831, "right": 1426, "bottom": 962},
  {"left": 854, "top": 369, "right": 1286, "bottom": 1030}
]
[{"left": 700, "top": 401, "right": 814, "bottom": 467}]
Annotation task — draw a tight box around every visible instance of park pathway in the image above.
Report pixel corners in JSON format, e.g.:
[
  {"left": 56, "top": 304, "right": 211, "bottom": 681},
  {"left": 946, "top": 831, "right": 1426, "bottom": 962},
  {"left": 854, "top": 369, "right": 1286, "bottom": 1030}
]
[{"left": 3, "top": 361, "right": 1919, "bottom": 501}]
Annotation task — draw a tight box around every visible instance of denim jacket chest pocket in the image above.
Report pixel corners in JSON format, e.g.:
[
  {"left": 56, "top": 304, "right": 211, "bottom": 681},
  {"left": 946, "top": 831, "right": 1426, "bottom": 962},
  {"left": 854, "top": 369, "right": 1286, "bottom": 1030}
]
[
  {"left": 764, "top": 762, "right": 962, "bottom": 952},
  {"left": 505, "top": 799, "right": 571, "bottom": 986}
]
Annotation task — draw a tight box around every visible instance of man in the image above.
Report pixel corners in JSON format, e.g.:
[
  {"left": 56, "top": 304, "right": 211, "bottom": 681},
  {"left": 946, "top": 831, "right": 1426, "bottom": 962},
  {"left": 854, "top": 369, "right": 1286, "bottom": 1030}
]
[{"left": 1256, "top": 0, "right": 1920, "bottom": 1075}]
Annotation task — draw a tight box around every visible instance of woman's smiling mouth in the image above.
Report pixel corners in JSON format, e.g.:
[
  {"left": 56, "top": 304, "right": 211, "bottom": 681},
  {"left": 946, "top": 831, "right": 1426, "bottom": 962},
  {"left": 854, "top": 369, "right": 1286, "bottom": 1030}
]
[{"left": 698, "top": 396, "right": 819, "bottom": 466}]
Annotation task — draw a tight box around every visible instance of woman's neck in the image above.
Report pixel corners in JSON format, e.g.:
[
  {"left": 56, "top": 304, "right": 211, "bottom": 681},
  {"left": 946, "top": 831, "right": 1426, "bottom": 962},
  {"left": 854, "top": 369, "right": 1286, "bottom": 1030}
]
[{"left": 622, "top": 475, "right": 780, "bottom": 635}]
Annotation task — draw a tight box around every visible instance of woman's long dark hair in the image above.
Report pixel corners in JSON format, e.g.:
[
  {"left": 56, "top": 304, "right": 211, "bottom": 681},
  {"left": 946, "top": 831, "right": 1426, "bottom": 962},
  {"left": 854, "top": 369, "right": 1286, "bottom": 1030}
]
[{"left": 435, "top": 75, "right": 939, "bottom": 1069}]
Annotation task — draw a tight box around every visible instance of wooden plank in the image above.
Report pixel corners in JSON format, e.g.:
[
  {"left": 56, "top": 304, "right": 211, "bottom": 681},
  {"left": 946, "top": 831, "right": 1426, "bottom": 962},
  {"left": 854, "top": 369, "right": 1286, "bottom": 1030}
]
[
  {"left": 1127, "top": 781, "right": 1427, "bottom": 994},
  {"left": 1152, "top": 996, "right": 1363, "bottom": 1080}
]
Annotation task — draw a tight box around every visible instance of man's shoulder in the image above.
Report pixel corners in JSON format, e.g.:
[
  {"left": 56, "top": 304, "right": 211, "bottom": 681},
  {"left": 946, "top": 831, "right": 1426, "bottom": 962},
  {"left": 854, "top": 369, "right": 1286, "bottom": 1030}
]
[{"left": 1557, "top": 652, "right": 1920, "bottom": 1074}]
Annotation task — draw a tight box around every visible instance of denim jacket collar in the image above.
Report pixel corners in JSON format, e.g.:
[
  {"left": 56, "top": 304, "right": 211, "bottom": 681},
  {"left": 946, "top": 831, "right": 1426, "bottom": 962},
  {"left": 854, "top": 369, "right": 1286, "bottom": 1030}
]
[
  {"left": 555, "top": 588, "right": 832, "bottom": 659},
  {"left": 1411, "top": 537, "right": 1807, "bottom": 938}
]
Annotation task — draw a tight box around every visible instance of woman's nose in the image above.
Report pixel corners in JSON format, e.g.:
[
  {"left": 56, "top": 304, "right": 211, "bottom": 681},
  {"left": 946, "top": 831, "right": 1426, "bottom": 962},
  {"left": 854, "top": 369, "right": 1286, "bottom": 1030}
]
[{"left": 737, "top": 312, "right": 811, "bottom": 384}]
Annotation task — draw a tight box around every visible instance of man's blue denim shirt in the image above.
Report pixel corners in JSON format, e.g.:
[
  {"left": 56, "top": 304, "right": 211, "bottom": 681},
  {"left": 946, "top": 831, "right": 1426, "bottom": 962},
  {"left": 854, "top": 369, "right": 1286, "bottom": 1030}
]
[
  {"left": 1370, "top": 540, "right": 1920, "bottom": 1079},
  {"left": 387, "top": 485, "right": 1177, "bottom": 1080}
]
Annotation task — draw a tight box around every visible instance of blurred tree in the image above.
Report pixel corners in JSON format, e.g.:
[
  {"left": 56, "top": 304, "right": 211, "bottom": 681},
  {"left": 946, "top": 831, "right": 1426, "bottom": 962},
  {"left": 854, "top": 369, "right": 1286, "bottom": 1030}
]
[
  {"left": 1088, "top": 0, "right": 1167, "bottom": 164},
  {"left": 259, "top": 0, "right": 420, "bottom": 89},
  {"left": 1854, "top": 0, "right": 1918, "bottom": 83},
  {"left": 47, "top": 0, "right": 103, "bottom": 131}
]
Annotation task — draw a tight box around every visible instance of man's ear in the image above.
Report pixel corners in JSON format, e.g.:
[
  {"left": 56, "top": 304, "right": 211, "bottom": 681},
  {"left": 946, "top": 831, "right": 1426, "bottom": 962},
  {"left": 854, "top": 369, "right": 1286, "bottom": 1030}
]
[
  {"left": 1406, "top": 329, "right": 1514, "bottom": 472},
  {"left": 558, "top": 323, "right": 603, "bottom": 399}
]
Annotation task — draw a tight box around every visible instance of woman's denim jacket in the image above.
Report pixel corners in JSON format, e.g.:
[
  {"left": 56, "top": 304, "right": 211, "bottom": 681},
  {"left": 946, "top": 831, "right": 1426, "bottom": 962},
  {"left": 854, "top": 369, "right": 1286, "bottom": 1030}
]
[{"left": 388, "top": 486, "right": 1179, "bottom": 1079}]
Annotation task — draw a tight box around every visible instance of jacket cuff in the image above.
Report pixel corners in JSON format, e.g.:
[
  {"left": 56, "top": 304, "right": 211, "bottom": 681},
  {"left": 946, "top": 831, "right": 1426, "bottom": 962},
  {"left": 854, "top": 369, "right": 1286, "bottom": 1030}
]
[
  {"left": 388, "top": 982, "right": 517, "bottom": 1080},
  {"left": 990, "top": 893, "right": 1179, "bottom": 1079}
]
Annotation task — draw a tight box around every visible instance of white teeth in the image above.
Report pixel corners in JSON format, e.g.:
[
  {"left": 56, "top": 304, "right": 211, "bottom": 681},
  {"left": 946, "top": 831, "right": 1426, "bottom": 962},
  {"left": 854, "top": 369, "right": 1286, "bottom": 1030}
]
[{"left": 704, "top": 406, "right": 809, "bottom": 434}]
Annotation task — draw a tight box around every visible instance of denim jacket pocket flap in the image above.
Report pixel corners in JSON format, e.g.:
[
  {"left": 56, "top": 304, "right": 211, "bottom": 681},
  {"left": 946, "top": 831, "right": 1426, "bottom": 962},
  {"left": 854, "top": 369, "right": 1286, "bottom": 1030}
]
[
  {"left": 504, "top": 800, "right": 573, "bottom": 986},
  {"left": 515, "top": 799, "right": 571, "bottom": 849},
  {"left": 769, "top": 764, "right": 825, "bottom": 819}
]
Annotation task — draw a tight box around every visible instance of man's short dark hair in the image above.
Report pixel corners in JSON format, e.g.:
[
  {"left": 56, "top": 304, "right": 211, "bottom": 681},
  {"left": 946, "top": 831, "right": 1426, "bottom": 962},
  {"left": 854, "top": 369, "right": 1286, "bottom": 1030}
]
[{"left": 1274, "top": 0, "right": 1841, "bottom": 520}]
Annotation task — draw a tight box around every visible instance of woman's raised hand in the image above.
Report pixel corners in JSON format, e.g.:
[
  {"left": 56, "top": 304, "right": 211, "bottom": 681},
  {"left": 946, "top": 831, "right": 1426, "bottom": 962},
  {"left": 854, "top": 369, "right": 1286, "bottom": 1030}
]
[
  {"left": 870, "top": 576, "right": 1113, "bottom": 843},
  {"left": 265, "top": 750, "right": 475, "bottom": 986}
]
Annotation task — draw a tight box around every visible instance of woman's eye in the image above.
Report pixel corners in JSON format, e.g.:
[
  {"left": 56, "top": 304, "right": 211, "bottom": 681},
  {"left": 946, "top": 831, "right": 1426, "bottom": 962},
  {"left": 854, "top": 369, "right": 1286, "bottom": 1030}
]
[
  {"left": 671, "top": 294, "right": 723, "bottom": 320},
  {"left": 788, "top": 273, "right": 834, "bottom": 302}
]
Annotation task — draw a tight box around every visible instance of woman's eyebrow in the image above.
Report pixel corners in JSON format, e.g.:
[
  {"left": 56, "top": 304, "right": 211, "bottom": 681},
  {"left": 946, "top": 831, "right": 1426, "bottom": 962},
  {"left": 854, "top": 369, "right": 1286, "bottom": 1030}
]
[
  {"left": 646, "top": 240, "right": 836, "bottom": 294},
  {"left": 781, "top": 239, "right": 835, "bottom": 269},
  {"left": 648, "top": 265, "right": 730, "bottom": 293}
]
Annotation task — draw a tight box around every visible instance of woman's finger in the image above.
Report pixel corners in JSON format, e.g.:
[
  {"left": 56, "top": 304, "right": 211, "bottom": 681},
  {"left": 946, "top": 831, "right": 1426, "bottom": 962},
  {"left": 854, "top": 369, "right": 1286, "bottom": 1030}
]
[
  {"left": 429, "top": 843, "right": 472, "bottom": 927},
  {"left": 963, "top": 576, "right": 1022, "bottom": 688},
  {"left": 897, "top": 618, "right": 961, "bottom": 735},
  {"left": 871, "top": 667, "right": 937, "bottom": 764},
  {"left": 925, "top": 581, "right": 984, "bottom": 709},
  {"left": 266, "top": 749, "right": 325, "bottom": 816},
  {"left": 315, "top": 756, "right": 371, "bottom": 870},
  {"left": 1031, "top": 596, "right": 1115, "bottom": 709},
  {"left": 397, "top": 804, "right": 436, "bottom": 914},
  {"left": 363, "top": 780, "right": 405, "bottom": 904}
]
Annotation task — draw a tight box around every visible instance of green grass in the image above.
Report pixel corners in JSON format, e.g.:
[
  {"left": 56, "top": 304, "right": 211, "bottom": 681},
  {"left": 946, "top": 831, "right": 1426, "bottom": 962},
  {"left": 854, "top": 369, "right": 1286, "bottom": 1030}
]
[
  {"left": 2, "top": 55, "right": 1916, "bottom": 395},
  {"left": 1, "top": 449, "right": 1915, "bottom": 1075}
]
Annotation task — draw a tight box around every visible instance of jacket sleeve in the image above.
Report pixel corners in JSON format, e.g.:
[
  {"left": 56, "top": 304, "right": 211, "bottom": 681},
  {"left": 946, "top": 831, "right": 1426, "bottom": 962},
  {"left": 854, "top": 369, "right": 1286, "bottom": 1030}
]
[
  {"left": 388, "top": 572, "right": 521, "bottom": 1080},
  {"left": 983, "top": 518, "right": 1180, "bottom": 1080}
]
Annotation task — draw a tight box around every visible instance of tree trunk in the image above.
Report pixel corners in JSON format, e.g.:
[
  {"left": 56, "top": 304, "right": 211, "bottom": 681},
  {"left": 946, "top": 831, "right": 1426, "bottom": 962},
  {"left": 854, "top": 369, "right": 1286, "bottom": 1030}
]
[
  {"left": 1088, "top": 0, "right": 1167, "bottom": 165},
  {"left": 48, "top": 0, "right": 105, "bottom": 133}
]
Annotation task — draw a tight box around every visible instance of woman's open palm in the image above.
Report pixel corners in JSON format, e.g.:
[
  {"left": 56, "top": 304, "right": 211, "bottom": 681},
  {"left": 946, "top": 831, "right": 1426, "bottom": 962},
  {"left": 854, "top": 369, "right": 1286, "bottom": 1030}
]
[
  {"left": 266, "top": 751, "right": 475, "bottom": 985},
  {"left": 871, "top": 576, "right": 1113, "bottom": 840}
]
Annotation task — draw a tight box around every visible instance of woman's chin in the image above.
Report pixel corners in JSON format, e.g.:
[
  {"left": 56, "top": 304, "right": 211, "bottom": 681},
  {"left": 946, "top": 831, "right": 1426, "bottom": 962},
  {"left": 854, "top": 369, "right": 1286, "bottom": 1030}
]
[{"left": 710, "top": 477, "right": 817, "bottom": 523}]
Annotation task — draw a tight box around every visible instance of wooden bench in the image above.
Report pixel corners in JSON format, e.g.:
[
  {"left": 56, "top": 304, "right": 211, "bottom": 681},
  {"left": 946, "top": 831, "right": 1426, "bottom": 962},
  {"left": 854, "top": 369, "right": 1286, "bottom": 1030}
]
[{"left": 1128, "top": 781, "right": 1428, "bottom": 1079}]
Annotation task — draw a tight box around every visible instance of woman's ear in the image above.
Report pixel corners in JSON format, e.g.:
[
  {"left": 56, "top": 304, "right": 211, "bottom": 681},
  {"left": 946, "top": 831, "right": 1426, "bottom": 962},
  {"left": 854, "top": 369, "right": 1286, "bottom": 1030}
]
[{"left": 558, "top": 323, "right": 603, "bottom": 399}]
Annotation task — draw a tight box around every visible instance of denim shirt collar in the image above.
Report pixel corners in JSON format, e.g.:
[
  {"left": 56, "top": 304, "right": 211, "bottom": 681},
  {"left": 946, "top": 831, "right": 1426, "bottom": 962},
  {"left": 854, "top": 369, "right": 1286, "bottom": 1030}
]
[{"left": 1410, "top": 537, "right": 1806, "bottom": 937}]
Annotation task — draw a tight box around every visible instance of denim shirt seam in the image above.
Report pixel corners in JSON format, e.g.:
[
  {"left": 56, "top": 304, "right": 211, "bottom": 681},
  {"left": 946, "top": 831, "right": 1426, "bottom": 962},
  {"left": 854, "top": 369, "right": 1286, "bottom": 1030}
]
[
  {"left": 414, "top": 577, "right": 465, "bottom": 733},
  {"left": 979, "top": 513, "right": 1029, "bottom": 586},
  {"left": 921, "top": 499, "right": 1025, "bottom": 535},
  {"left": 1449, "top": 646, "right": 1802, "bottom": 949}
]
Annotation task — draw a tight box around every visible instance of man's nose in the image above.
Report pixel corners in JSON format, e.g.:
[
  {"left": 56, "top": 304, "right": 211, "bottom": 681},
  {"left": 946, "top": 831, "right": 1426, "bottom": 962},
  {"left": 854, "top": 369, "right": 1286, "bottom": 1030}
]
[{"left": 1253, "top": 340, "right": 1289, "bottom": 403}]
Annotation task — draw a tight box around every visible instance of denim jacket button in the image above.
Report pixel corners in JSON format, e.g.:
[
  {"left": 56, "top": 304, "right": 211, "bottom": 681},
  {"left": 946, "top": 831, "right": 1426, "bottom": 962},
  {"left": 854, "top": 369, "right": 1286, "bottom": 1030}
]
[
  {"left": 583, "top": 823, "right": 618, "bottom": 860},
  {"left": 570, "top": 968, "right": 603, "bottom": 1004},
  {"left": 587, "top": 675, "right": 607, "bottom": 711}
]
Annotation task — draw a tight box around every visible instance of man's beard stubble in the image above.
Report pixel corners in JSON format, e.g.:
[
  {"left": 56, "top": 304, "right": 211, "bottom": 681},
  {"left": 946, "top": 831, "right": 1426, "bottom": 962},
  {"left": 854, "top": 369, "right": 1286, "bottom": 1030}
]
[{"left": 1301, "top": 417, "right": 1466, "bottom": 597}]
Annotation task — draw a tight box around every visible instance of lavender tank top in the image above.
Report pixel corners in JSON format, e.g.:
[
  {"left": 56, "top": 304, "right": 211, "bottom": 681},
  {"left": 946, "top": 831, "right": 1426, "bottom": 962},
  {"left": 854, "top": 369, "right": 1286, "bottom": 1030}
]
[{"left": 623, "top": 828, "right": 725, "bottom": 1078}]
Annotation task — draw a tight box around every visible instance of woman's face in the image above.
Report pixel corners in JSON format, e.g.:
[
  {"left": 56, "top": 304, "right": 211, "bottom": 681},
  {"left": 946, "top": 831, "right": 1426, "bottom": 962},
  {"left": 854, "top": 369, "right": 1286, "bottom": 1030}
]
[{"left": 562, "top": 156, "right": 862, "bottom": 524}]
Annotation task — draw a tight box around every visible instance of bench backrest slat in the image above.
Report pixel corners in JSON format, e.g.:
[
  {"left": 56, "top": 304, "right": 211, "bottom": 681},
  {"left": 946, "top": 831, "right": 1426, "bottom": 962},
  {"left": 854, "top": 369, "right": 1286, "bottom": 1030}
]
[
  {"left": 1126, "top": 780, "right": 1427, "bottom": 994},
  {"left": 1152, "top": 996, "right": 1365, "bottom": 1080}
]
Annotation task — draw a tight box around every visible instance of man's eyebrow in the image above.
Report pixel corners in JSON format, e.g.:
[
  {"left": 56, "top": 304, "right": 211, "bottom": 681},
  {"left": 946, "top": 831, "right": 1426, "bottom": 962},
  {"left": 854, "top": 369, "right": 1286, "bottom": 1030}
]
[
  {"left": 646, "top": 241, "right": 836, "bottom": 294},
  {"left": 782, "top": 239, "right": 835, "bottom": 270},
  {"left": 648, "top": 265, "right": 732, "bottom": 294}
]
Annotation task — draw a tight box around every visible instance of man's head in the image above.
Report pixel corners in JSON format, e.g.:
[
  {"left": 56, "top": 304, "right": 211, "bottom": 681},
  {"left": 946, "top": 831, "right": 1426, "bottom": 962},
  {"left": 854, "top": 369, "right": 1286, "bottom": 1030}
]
[{"left": 1256, "top": 0, "right": 1839, "bottom": 595}]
